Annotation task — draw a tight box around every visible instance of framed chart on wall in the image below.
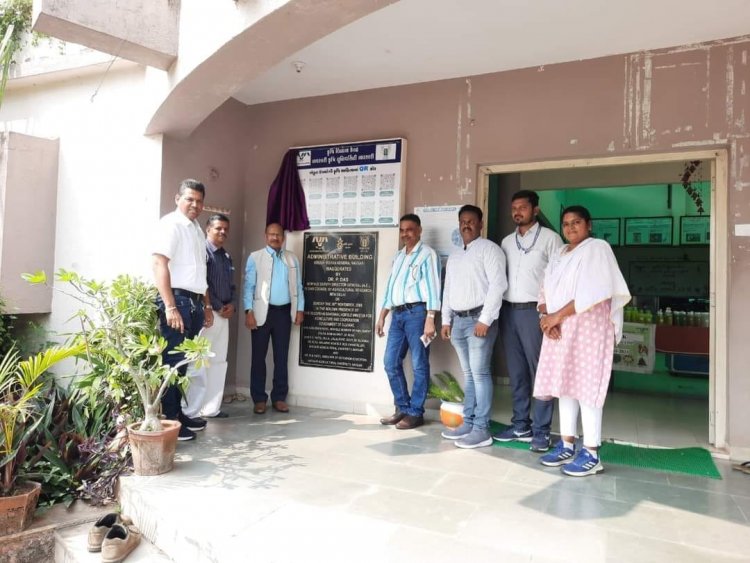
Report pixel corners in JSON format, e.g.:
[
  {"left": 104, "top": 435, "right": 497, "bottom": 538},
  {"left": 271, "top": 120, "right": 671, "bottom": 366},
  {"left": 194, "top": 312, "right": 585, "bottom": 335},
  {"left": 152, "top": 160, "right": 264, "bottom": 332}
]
[
  {"left": 624, "top": 216, "right": 673, "bottom": 246},
  {"left": 680, "top": 215, "right": 710, "bottom": 245},
  {"left": 591, "top": 218, "right": 620, "bottom": 246}
]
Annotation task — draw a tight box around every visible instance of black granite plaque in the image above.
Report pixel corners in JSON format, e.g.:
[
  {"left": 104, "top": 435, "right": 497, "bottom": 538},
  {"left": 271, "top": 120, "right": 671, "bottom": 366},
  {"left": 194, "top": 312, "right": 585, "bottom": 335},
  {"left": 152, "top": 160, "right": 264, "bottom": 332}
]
[{"left": 300, "top": 232, "right": 378, "bottom": 371}]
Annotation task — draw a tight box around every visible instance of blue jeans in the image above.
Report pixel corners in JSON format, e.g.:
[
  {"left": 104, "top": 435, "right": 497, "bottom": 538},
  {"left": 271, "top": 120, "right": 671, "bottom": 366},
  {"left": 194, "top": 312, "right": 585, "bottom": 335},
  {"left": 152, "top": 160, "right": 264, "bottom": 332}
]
[
  {"left": 157, "top": 294, "right": 204, "bottom": 420},
  {"left": 383, "top": 303, "right": 430, "bottom": 416},
  {"left": 500, "top": 306, "right": 553, "bottom": 434},
  {"left": 450, "top": 314, "right": 498, "bottom": 430}
]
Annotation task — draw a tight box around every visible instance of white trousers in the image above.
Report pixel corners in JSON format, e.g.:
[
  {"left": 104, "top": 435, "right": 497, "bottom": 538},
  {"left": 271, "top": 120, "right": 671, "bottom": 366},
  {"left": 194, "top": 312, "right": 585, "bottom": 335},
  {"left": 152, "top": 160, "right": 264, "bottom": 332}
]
[
  {"left": 183, "top": 315, "right": 229, "bottom": 417},
  {"left": 558, "top": 397, "right": 603, "bottom": 448}
]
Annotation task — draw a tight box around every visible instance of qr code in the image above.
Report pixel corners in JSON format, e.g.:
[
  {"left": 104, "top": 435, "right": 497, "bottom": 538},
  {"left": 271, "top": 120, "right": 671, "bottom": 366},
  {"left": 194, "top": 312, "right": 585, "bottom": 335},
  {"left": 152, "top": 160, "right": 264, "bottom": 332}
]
[{"left": 380, "top": 173, "right": 396, "bottom": 191}]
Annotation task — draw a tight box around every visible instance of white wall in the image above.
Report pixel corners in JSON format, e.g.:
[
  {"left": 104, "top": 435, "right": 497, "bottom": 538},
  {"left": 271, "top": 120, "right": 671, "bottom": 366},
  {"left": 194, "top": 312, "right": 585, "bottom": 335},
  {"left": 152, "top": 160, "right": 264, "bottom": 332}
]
[{"left": 0, "top": 64, "right": 163, "bottom": 340}]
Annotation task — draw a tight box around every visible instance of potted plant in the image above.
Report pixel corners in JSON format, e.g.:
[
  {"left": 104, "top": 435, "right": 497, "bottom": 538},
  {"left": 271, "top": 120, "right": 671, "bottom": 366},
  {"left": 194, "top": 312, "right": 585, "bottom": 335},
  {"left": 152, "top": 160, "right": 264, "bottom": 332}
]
[
  {"left": 0, "top": 343, "right": 83, "bottom": 535},
  {"left": 25, "top": 270, "right": 210, "bottom": 476},
  {"left": 428, "top": 371, "right": 465, "bottom": 428}
]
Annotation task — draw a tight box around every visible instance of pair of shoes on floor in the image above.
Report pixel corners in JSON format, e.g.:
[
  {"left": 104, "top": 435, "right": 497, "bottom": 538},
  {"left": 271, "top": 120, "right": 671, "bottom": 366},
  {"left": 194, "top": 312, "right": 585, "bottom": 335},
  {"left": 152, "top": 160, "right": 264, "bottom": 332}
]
[
  {"left": 379, "top": 412, "right": 405, "bottom": 425},
  {"left": 254, "top": 401, "right": 266, "bottom": 414},
  {"left": 455, "top": 427, "right": 493, "bottom": 449},
  {"left": 179, "top": 413, "right": 206, "bottom": 431},
  {"left": 492, "top": 426, "right": 533, "bottom": 443},
  {"left": 272, "top": 400, "right": 290, "bottom": 413},
  {"left": 88, "top": 513, "right": 141, "bottom": 561},
  {"left": 441, "top": 422, "right": 472, "bottom": 440},
  {"left": 395, "top": 415, "right": 424, "bottom": 430},
  {"left": 540, "top": 441, "right": 603, "bottom": 476}
]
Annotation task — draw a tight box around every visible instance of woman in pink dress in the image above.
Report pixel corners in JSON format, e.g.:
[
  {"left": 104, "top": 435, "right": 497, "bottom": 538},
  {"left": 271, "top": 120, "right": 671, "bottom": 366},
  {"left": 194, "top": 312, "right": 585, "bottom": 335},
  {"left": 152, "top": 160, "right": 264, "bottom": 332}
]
[{"left": 534, "top": 206, "right": 630, "bottom": 477}]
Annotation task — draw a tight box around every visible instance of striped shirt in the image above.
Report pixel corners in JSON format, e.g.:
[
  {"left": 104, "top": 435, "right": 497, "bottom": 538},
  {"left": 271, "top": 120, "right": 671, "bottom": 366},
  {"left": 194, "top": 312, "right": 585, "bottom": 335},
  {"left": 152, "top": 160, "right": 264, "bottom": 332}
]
[
  {"left": 206, "top": 240, "right": 235, "bottom": 310},
  {"left": 382, "top": 240, "right": 441, "bottom": 311}
]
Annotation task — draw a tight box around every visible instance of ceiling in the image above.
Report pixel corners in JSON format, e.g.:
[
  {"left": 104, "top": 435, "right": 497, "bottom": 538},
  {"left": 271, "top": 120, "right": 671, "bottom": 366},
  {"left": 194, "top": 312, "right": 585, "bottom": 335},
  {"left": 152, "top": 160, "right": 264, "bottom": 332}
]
[{"left": 233, "top": 0, "right": 750, "bottom": 106}]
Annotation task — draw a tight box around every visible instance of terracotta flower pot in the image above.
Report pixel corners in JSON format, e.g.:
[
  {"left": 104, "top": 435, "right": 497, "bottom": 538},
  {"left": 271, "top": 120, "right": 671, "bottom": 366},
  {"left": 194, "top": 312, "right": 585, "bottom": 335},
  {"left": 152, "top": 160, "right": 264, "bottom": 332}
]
[
  {"left": 439, "top": 401, "right": 464, "bottom": 428},
  {"left": 127, "top": 419, "right": 181, "bottom": 476},
  {"left": 0, "top": 481, "right": 41, "bottom": 536}
]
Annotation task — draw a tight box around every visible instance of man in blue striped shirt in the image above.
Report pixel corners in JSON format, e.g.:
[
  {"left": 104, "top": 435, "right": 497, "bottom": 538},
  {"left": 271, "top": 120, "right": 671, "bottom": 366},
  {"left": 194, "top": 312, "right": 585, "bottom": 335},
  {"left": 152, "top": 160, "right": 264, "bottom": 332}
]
[{"left": 376, "top": 213, "right": 441, "bottom": 430}]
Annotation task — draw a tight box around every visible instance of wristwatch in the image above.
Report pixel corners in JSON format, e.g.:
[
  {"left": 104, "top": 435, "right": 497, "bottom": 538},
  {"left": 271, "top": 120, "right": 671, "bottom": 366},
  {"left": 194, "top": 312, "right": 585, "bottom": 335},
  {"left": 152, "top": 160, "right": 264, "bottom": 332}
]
[
  {"left": 427, "top": 312, "right": 436, "bottom": 319},
  {"left": 538, "top": 312, "right": 546, "bottom": 319}
]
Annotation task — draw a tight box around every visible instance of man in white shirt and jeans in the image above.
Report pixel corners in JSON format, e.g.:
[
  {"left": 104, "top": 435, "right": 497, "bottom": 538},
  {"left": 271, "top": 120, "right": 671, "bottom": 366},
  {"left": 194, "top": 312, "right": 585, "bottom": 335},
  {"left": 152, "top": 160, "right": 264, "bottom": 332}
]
[
  {"left": 441, "top": 204, "right": 507, "bottom": 448},
  {"left": 494, "top": 190, "right": 563, "bottom": 452}
]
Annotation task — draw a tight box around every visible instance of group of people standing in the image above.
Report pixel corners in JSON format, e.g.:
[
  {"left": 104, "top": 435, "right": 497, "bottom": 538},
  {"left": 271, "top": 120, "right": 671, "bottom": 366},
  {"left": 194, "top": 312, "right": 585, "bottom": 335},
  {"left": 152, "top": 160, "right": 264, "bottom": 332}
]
[
  {"left": 379, "top": 190, "right": 630, "bottom": 477},
  {"left": 152, "top": 179, "right": 303, "bottom": 442},
  {"left": 152, "top": 178, "right": 631, "bottom": 477}
]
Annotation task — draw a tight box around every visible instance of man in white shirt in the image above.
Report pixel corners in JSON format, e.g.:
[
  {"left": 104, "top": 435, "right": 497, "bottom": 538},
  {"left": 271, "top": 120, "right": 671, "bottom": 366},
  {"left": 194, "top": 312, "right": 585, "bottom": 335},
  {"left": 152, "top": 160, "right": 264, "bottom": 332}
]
[
  {"left": 494, "top": 190, "right": 563, "bottom": 452},
  {"left": 440, "top": 205, "right": 507, "bottom": 448},
  {"left": 153, "top": 179, "right": 214, "bottom": 442}
]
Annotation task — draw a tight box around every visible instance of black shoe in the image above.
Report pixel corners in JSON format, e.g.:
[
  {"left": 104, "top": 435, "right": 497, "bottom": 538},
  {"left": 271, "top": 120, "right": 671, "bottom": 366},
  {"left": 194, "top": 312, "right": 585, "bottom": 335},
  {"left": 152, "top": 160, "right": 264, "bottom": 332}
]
[
  {"left": 179, "top": 413, "right": 207, "bottom": 432},
  {"left": 177, "top": 425, "right": 196, "bottom": 441},
  {"left": 380, "top": 412, "right": 406, "bottom": 425},
  {"left": 396, "top": 415, "right": 424, "bottom": 430},
  {"left": 206, "top": 411, "right": 229, "bottom": 418}
]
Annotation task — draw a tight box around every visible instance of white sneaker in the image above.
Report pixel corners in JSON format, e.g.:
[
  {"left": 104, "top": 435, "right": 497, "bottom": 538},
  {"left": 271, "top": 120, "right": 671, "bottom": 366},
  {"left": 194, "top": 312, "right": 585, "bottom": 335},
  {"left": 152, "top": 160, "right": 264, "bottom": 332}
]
[{"left": 455, "top": 428, "right": 493, "bottom": 449}]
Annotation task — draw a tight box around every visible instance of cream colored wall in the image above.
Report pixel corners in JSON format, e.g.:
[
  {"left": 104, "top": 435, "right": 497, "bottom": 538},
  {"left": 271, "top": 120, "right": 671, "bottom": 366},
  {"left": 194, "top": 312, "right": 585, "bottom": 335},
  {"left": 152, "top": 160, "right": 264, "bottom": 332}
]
[{"left": 0, "top": 65, "right": 163, "bottom": 343}]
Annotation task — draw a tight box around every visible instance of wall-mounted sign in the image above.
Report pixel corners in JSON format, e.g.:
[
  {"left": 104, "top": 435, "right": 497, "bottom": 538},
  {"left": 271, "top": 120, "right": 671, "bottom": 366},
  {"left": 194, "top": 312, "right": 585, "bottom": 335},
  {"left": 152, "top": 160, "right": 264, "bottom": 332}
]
[
  {"left": 628, "top": 261, "right": 709, "bottom": 297},
  {"left": 413, "top": 205, "right": 463, "bottom": 263},
  {"left": 624, "top": 217, "right": 673, "bottom": 246},
  {"left": 680, "top": 215, "right": 710, "bottom": 245},
  {"left": 300, "top": 232, "right": 378, "bottom": 372},
  {"left": 591, "top": 218, "right": 620, "bottom": 246},
  {"left": 295, "top": 139, "right": 406, "bottom": 229},
  {"left": 613, "top": 322, "right": 656, "bottom": 374}
]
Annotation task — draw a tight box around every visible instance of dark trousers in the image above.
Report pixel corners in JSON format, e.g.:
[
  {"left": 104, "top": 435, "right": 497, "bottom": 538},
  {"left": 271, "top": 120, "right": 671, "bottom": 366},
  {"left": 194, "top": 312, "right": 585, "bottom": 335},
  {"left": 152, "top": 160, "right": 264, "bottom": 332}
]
[
  {"left": 500, "top": 306, "right": 553, "bottom": 435},
  {"left": 250, "top": 304, "right": 292, "bottom": 404},
  {"left": 158, "top": 294, "right": 204, "bottom": 420}
]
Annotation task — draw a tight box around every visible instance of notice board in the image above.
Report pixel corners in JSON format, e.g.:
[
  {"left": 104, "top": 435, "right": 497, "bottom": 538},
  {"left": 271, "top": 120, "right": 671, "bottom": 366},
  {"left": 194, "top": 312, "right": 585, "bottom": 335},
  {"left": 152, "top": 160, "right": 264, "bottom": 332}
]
[
  {"left": 296, "top": 139, "right": 405, "bottom": 228},
  {"left": 628, "top": 261, "right": 709, "bottom": 297},
  {"left": 300, "top": 232, "right": 378, "bottom": 371}
]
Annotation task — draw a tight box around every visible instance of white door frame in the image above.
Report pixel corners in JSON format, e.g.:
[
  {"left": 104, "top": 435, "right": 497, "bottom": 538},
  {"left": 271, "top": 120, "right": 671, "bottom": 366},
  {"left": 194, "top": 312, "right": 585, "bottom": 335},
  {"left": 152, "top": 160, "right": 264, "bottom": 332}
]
[{"left": 478, "top": 149, "right": 728, "bottom": 449}]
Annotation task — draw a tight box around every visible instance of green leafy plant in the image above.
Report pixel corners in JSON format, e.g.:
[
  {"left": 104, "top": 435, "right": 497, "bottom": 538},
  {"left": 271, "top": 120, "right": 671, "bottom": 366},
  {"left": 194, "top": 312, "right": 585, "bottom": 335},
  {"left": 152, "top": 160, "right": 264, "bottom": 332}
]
[
  {"left": 0, "top": 0, "right": 32, "bottom": 108},
  {"left": 0, "top": 342, "right": 84, "bottom": 497},
  {"left": 0, "top": 293, "right": 17, "bottom": 358},
  {"left": 427, "top": 371, "right": 464, "bottom": 403},
  {"left": 25, "top": 270, "right": 211, "bottom": 432}
]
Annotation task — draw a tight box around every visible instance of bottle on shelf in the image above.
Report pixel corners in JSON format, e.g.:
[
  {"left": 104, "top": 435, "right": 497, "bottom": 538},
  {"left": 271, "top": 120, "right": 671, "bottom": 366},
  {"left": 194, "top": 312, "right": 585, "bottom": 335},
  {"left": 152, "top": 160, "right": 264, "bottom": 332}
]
[
  {"left": 687, "top": 311, "right": 696, "bottom": 327},
  {"left": 656, "top": 309, "right": 664, "bottom": 325},
  {"left": 664, "top": 307, "right": 673, "bottom": 325}
]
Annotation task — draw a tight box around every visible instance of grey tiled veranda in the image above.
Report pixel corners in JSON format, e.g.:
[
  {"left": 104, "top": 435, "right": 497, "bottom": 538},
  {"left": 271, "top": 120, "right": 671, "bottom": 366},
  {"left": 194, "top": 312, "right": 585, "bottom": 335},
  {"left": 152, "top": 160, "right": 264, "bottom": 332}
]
[{"left": 118, "top": 404, "right": 750, "bottom": 562}]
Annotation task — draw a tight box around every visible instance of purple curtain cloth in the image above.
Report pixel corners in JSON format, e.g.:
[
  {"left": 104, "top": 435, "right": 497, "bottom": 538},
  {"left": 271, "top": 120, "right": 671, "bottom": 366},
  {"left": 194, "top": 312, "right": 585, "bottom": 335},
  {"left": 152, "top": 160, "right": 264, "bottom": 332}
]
[{"left": 266, "top": 149, "right": 310, "bottom": 232}]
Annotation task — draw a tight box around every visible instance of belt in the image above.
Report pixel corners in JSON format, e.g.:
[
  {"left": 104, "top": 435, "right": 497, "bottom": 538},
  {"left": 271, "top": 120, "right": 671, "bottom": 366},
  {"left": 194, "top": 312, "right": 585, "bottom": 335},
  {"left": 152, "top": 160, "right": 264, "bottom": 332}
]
[
  {"left": 455, "top": 306, "right": 483, "bottom": 318},
  {"left": 173, "top": 288, "right": 202, "bottom": 301},
  {"left": 504, "top": 301, "right": 538, "bottom": 310},
  {"left": 391, "top": 302, "right": 426, "bottom": 313},
  {"left": 269, "top": 303, "right": 291, "bottom": 310}
]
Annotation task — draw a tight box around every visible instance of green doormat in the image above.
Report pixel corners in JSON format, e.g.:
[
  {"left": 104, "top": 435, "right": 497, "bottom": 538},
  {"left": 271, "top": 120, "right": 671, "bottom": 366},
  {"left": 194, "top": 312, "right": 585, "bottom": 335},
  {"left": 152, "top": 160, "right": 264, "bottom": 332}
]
[{"left": 489, "top": 421, "right": 721, "bottom": 479}]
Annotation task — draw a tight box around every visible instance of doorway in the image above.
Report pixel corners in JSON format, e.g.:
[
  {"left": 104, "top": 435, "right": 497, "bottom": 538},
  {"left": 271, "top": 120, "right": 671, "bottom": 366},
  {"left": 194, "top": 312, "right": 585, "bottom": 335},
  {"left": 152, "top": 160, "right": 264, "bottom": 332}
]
[{"left": 479, "top": 150, "right": 728, "bottom": 450}]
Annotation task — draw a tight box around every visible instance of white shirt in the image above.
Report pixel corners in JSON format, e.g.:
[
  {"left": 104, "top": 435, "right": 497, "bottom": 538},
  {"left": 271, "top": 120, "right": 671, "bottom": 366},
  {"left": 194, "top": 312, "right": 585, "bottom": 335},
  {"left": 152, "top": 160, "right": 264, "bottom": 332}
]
[
  {"left": 153, "top": 209, "right": 208, "bottom": 295},
  {"left": 541, "top": 238, "right": 631, "bottom": 343},
  {"left": 441, "top": 237, "right": 508, "bottom": 326},
  {"left": 501, "top": 223, "right": 563, "bottom": 303}
]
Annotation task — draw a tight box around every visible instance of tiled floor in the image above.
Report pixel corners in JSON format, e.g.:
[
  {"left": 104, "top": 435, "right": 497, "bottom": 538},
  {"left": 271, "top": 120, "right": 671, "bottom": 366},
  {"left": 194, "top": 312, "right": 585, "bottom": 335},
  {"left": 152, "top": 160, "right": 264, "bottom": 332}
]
[
  {"left": 490, "top": 386, "right": 709, "bottom": 449},
  {"left": 118, "top": 398, "right": 748, "bottom": 563}
]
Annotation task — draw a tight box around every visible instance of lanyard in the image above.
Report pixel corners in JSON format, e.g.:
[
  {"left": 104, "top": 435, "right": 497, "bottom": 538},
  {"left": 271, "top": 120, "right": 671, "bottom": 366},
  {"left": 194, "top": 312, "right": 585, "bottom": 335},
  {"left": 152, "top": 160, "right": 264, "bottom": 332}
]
[{"left": 515, "top": 224, "right": 541, "bottom": 254}]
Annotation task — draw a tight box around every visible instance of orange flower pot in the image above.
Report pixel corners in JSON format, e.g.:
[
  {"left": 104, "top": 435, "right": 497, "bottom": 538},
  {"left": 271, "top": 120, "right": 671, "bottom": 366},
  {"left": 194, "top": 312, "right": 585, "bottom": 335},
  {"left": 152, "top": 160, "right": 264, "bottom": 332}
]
[{"left": 439, "top": 401, "right": 464, "bottom": 428}]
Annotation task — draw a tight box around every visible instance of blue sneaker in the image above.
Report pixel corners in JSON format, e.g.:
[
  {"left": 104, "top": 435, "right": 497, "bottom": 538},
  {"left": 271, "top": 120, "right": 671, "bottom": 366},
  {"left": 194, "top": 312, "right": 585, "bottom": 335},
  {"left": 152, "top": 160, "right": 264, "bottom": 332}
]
[
  {"left": 562, "top": 448, "right": 603, "bottom": 477},
  {"left": 455, "top": 427, "right": 493, "bottom": 449},
  {"left": 492, "top": 426, "right": 532, "bottom": 443},
  {"left": 441, "top": 422, "right": 472, "bottom": 440},
  {"left": 539, "top": 440, "right": 576, "bottom": 467},
  {"left": 530, "top": 432, "right": 551, "bottom": 453}
]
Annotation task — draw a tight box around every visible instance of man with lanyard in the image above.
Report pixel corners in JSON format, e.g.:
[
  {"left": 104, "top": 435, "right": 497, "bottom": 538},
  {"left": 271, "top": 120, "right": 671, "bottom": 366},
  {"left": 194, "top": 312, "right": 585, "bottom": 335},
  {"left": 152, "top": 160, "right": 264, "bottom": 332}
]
[
  {"left": 494, "top": 190, "right": 563, "bottom": 452},
  {"left": 441, "top": 204, "right": 507, "bottom": 448},
  {"left": 153, "top": 179, "right": 213, "bottom": 442},
  {"left": 244, "top": 223, "right": 304, "bottom": 415},
  {"left": 376, "top": 213, "right": 441, "bottom": 430},
  {"left": 183, "top": 213, "right": 235, "bottom": 420}
]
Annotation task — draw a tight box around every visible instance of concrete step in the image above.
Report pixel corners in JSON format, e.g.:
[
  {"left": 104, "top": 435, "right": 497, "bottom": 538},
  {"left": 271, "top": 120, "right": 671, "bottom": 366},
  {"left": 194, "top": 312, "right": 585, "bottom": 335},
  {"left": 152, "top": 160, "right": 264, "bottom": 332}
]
[{"left": 54, "top": 521, "right": 171, "bottom": 563}]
